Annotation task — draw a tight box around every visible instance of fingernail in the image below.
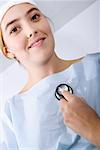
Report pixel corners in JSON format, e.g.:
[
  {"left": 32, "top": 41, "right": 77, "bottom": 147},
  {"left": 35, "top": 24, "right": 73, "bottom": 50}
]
[{"left": 59, "top": 87, "right": 65, "bottom": 93}]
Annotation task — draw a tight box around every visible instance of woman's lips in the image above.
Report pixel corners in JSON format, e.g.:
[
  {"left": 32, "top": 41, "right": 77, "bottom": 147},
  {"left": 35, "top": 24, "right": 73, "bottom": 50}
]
[
  {"left": 31, "top": 38, "right": 44, "bottom": 48},
  {"left": 28, "top": 37, "right": 46, "bottom": 49}
]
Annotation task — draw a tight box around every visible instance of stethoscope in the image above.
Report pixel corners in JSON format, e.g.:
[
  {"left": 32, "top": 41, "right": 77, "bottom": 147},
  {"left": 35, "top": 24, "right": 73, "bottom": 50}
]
[{"left": 55, "top": 83, "right": 73, "bottom": 101}]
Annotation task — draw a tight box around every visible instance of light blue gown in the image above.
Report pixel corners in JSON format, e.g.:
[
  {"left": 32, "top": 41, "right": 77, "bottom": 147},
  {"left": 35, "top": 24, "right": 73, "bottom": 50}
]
[{"left": 1, "top": 53, "right": 100, "bottom": 150}]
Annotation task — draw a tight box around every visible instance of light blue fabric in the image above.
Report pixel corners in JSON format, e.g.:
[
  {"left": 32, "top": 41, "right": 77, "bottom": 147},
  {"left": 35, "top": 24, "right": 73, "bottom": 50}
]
[{"left": 1, "top": 52, "right": 100, "bottom": 150}]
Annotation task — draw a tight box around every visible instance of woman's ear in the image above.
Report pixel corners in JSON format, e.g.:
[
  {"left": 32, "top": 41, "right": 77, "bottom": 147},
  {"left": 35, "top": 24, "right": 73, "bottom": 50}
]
[{"left": 2, "top": 47, "right": 15, "bottom": 59}]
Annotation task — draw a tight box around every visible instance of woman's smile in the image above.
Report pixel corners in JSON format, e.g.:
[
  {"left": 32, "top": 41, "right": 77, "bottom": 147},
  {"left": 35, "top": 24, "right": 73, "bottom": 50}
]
[{"left": 28, "top": 37, "right": 46, "bottom": 49}]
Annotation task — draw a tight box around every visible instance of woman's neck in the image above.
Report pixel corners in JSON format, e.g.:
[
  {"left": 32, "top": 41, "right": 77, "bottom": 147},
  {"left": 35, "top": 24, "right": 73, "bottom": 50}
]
[
  {"left": 27, "top": 53, "right": 64, "bottom": 85},
  {"left": 20, "top": 54, "right": 82, "bottom": 94}
]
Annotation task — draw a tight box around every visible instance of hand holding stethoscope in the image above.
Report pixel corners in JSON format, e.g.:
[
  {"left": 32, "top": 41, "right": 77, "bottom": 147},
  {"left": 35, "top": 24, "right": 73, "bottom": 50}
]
[
  {"left": 55, "top": 84, "right": 73, "bottom": 101},
  {"left": 55, "top": 84, "right": 100, "bottom": 146}
]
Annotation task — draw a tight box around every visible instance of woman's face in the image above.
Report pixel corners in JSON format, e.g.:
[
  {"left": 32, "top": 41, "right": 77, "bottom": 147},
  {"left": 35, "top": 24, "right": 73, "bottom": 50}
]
[{"left": 1, "top": 3, "right": 55, "bottom": 68}]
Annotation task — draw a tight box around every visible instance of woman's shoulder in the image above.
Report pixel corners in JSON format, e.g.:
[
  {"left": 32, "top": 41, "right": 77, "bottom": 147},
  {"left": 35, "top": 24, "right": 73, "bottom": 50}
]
[
  {"left": 89, "top": 52, "right": 100, "bottom": 57},
  {"left": 62, "top": 52, "right": 100, "bottom": 68},
  {"left": 4, "top": 95, "right": 21, "bottom": 111},
  {"left": 66, "top": 52, "right": 100, "bottom": 80},
  {"left": 3, "top": 95, "right": 22, "bottom": 122},
  {"left": 80, "top": 52, "right": 100, "bottom": 79},
  {"left": 81, "top": 52, "right": 100, "bottom": 67},
  {"left": 83, "top": 52, "right": 100, "bottom": 61}
]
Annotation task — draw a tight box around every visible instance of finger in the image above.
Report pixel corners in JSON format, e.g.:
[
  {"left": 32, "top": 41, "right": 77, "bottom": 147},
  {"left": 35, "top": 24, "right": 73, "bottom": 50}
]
[
  {"left": 79, "top": 96, "right": 87, "bottom": 104},
  {"left": 61, "top": 90, "right": 75, "bottom": 102},
  {"left": 59, "top": 98, "right": 68, "bottom": 105},
  {"left": 59, "top": 98, "right": 68, "bottom": 111}
]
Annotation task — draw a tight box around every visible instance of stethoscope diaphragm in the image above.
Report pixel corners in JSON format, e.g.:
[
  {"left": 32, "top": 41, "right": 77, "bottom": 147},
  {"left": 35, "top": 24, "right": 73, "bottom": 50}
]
[{"left": 55, "top": 83, "right": 73, "bottom": 100}]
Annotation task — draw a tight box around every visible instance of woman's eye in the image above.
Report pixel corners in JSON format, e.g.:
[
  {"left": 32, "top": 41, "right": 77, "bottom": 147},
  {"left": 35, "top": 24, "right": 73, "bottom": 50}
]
[
  {"left": 31, "top": 14, "right": 40, "bottom": 21},
  {"left": 10, "top": 26, "right": 21, "bottom": 34},
  {"left": 10, "top": 27, "right": 17, "bottom": 33}
]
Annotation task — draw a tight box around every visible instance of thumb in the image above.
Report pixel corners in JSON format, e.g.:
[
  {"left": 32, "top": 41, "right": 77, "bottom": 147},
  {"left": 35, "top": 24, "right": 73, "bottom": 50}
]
[{"left": 61, "top": 90, "right": 74, "bottom": 102}]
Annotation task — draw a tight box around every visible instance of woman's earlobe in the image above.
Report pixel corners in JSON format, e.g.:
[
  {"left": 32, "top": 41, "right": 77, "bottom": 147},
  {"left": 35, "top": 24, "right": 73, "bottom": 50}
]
[{"left": 3, "top": 47, "right": 15, "bottom": 59}]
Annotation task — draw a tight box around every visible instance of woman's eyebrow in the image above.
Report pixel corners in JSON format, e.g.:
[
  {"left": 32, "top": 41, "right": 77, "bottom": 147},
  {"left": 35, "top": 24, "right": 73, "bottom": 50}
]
[
  {"left": 5, "top": 7, "right": 40, "bottom": 31},
  {"left": 5, "top": 19, "right": 19, "bottom": 31},
  {"left": 25, "top": 7, "right": 39, "bottom": 16}
]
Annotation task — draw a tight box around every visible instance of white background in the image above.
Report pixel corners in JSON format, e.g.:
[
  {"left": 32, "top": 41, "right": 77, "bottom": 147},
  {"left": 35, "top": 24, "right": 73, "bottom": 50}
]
[{"left": 0, "top": 0, "right": 100, "bottom": 110}]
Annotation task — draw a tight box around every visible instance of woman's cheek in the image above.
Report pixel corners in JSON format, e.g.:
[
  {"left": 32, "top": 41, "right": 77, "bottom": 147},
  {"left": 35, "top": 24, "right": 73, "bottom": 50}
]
[{"left": 9, "top": 36, "right": 26, "bottom": 51}]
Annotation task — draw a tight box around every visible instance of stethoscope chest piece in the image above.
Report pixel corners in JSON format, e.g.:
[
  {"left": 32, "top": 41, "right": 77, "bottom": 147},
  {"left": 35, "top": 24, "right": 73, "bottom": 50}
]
[{"left": 55, "top": 83, "right": 73, "bottom": 100}]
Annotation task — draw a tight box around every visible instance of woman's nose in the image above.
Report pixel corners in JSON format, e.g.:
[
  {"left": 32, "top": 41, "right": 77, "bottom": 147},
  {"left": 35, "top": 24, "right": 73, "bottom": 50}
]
[
  {"left": 27, "top": 33, "right": 32, "bottom": 38},
  {"left": 27, "top": 31, "right": 38, "bottom": 39},
  {"left": 24, "top": 22, "right": 38, "bottom": 39}
]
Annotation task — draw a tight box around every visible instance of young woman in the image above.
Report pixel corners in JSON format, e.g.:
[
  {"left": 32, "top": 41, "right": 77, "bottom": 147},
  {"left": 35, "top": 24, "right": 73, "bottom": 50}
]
[{"left": 0, "top": 0, "right": 100, "bottom": 149}]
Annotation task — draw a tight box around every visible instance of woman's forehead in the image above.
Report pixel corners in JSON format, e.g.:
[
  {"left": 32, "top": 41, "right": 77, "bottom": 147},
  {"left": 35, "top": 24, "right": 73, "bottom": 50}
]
[
  {"left": 1, "top": 3, "right": 40, "bottom": 29},
  {"left": 0, "top": 0, "right": 37, "bottom": 22},
  {"left": 3, "top": 3, "right": 38, "bottom": 20}
]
